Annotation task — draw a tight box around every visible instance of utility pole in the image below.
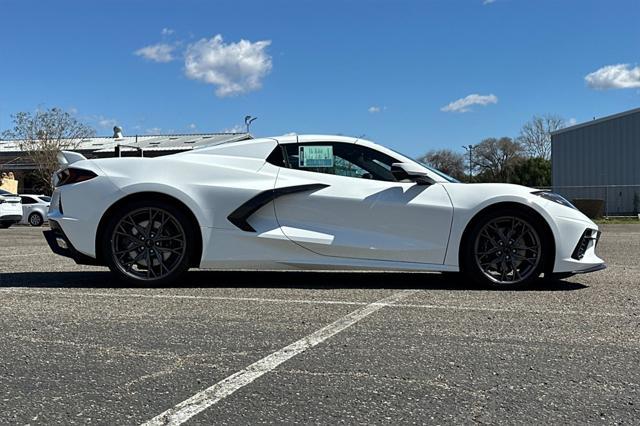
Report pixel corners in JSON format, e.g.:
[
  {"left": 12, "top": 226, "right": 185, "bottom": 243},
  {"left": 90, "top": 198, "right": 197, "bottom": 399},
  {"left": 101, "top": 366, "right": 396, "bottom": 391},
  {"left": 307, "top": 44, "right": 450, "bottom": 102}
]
[{"left": 462, "top": 144, "right": 474, "bottom": 182}]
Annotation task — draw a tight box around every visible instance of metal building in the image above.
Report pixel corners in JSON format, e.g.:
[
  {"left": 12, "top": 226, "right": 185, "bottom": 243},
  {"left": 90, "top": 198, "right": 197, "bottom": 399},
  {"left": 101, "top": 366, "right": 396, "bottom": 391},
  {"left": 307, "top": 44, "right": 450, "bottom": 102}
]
[{"left": 551, "top": 107, "right": 640, "bottom": 215}]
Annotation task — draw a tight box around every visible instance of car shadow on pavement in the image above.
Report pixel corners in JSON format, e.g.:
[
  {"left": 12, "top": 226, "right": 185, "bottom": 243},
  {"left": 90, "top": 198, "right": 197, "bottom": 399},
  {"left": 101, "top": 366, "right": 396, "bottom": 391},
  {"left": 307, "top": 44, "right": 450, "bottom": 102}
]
[{"left": 0, "top": 270, "right": 588, "bottom": 291}]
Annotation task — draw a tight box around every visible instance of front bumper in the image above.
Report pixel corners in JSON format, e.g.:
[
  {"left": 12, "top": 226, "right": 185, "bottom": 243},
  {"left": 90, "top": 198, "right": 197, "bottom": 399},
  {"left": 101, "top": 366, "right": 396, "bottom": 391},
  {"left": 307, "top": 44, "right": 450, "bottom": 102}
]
[
  {"left": 549, "top": 212, "right": 606, "bottom": 274},
  {"left": 564, "top": 230, "right": 606, "bottom": 276},
  {"left": 548, "top": 262, "right": 607, "bottom": 280},
  {"left": 43, "top": 220, "right": 100, "bottom": 266},
  {"left": 572, "top": 229, "right": 601, "bottom": 260},
  {"left": 572, "top": 263, "right": 607, "bottom": 274}
]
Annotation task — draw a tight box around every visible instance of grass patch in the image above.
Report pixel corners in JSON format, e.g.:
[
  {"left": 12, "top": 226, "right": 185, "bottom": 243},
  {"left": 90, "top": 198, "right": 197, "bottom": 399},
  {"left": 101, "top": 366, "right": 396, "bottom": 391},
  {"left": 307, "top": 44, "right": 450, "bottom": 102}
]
[{"left": 594, "top": 217, "right": 640, "bottom": 224}]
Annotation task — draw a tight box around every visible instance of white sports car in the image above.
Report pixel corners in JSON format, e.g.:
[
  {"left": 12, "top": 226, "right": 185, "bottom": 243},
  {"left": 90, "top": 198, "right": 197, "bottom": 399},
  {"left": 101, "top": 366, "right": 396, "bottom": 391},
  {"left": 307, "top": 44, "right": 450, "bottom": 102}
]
[{"left": 45, "top": 134, "right": 605, "bottom": 287}]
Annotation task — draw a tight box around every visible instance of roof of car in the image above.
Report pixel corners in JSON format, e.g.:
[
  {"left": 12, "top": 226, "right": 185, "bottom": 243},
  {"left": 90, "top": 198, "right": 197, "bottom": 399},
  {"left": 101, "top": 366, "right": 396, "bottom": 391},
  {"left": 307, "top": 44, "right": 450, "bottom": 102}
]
[{"left": 272, "top": 134, "right": 360, "bottom": 144}]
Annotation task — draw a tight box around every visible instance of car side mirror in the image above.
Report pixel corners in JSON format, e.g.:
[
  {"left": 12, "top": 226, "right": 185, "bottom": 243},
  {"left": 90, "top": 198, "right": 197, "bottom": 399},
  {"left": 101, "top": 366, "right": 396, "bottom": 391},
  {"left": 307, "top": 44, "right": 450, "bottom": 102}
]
[{"left": 391, "top": 163, "right": 436, "bottom": 186}]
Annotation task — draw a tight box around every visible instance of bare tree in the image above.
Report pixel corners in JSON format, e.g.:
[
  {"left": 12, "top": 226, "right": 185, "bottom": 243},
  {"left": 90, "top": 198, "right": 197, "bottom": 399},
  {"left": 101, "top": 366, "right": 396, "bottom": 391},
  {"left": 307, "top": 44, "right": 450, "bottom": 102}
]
[
  {"left": 473, "top": 137, "right": 524, "bottom": 182},
  {"left": 417, "top": 149, "right": 465, "bottom": 180},
  {"left": 2, "top": 108, "right": 95, "bottom": 192},
  {"left": 517, "top": 114, "right": 565, "bottom": 160}
]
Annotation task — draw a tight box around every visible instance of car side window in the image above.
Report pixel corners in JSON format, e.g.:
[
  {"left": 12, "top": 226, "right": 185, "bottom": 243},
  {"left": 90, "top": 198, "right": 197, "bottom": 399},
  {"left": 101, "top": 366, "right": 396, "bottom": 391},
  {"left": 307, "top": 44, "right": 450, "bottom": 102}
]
[
  {"left": 21, "top": 196, "right": 35, "bottom": 204},
  {"left": 281, "top": 142, "right": 399, "bottom": 182}
]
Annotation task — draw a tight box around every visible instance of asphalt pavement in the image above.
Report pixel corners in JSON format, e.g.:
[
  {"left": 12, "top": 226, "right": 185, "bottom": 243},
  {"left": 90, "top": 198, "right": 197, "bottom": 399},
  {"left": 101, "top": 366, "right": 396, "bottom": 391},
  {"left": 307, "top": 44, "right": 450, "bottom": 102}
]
[{"left": 0, "top": 225, "right": 638, "bottom": 424}]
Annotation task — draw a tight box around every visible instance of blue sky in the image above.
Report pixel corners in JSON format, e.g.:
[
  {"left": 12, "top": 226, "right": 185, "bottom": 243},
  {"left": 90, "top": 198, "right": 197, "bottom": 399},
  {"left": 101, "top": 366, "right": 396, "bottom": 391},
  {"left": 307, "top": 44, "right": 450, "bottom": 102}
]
[{"left": 1, "top": 0, "right": 639, "bottom": 157}]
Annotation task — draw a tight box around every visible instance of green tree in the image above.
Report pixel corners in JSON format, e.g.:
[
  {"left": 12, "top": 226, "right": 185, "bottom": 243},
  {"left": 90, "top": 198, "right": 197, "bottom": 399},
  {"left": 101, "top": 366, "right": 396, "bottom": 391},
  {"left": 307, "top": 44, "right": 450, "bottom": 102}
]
[{"left": 510, "top": 157, "right": 551, "bottom": 187}]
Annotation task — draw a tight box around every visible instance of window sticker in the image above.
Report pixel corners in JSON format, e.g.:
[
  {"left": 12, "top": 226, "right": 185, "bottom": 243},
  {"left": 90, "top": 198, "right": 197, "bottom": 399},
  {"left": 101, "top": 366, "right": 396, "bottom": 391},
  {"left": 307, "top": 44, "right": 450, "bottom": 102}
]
[{"left": 299, "top": 145, "right": 333, "bottom": 168}]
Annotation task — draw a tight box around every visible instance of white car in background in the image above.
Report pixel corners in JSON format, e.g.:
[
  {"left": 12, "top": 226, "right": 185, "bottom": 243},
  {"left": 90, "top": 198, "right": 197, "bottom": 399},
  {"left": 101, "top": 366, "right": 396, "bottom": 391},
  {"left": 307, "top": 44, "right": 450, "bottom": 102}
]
[
  {"left": 19, "top": 194, "right": 51, "bottom": 227},
  {"left": 0, "top": 189, "right": 23, "bottom": 229},
  {"left": 44, "top": 134, "right": 605, "bottom": 287}
]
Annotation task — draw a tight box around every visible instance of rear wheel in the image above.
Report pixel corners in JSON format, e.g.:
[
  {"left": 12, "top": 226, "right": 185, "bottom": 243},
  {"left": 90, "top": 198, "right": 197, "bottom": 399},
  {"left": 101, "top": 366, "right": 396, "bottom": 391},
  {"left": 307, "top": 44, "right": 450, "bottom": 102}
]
[
  {"left": 462, "top": 210, "right": 547, "bottom": 288},
  {"left": 28, "top": 212, "right": 44, "bottom": 227},
  {"left": 102, "top": 200, "right": 194, "bottom": 285}
]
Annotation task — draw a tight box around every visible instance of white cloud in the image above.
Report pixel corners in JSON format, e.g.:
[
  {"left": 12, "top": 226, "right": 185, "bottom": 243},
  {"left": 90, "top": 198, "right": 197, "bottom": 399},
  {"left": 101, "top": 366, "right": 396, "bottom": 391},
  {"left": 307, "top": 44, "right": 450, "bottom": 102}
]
[
  {"left": 483, "top": 0, "right": 496, "bottom": 4},
  {"left": 161, "top": 28, "right": 175, "bottom": 36},
  {"left": 585, "top": 64, "right": 640, "bottom": 89},
  {"left": 184, "top": 34, "right": 272, "bottom": 97},
  {"left": 441, "top": 93, "right": 498, "bottom": 113},
  {"left": 567, "top": 117, "right": 578, "bottom": 127},
  {"left": 68, "top": 107, "right": 78, "bottom": 115},
  {"left": 368, "top": 106, "right": 388, "bottom": 113},
  {"left": 134, "top": 43, "right": 176, "bottom": 63},
  {"left": 188, "top": 123, "right": 197, "bottom": 130},
  {"left": 146, "top": 127, "right": 162, "bottom": 134},
  {"left": 92, "top": 115, "right": 117, "bottom": 129}
]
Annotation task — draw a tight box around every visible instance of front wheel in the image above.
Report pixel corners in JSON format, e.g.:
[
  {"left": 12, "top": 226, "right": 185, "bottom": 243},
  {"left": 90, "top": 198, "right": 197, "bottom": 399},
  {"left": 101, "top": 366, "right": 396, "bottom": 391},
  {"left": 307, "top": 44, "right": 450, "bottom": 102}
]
[
  {"left": 462, "top": 211, "right": 547, "bottom": 288},
  {"left": 102, "top": 200, "right": 194, "bottom": 286}
]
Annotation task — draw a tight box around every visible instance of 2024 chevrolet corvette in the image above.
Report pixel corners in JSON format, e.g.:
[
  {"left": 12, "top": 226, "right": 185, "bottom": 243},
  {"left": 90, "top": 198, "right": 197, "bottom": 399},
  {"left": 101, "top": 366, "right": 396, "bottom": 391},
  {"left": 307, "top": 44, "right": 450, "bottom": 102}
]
[{"left": 44, "top": 134, "right": 605, "bottom": 287}]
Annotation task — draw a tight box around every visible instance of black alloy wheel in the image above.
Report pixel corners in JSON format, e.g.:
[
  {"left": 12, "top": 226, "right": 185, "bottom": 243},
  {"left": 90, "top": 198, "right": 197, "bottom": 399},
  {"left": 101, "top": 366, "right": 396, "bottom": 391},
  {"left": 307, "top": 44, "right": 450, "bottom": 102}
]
[
  {"left": 463, "top": 210, "right": 547, "bottom": 288},
  {"left": 103, "top": 201, "right": 193, "bottom": 285}
]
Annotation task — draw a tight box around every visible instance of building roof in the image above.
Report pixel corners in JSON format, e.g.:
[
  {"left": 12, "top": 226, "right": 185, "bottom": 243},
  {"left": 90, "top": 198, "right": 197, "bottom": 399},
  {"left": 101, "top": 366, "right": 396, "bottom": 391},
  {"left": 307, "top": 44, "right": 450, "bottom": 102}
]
[
  {"left": 0, "top": 132, "right": 252, "bottom": 153},
  {"left": 93, "top": 133, "right": 251, "bottom": 153},
  {"left": 551, "top": 107, "right": 640, "bottom": 136}
]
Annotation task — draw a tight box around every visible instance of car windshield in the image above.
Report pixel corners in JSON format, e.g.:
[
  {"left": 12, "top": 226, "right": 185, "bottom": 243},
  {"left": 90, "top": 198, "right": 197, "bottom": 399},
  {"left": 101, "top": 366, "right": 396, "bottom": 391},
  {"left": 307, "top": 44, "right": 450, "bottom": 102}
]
[
  {"left": 417, "top": 162, "right": 461, "bottom": 183},
  {"left": 385, "top": 146, "right": 461, "bottom": 183}
]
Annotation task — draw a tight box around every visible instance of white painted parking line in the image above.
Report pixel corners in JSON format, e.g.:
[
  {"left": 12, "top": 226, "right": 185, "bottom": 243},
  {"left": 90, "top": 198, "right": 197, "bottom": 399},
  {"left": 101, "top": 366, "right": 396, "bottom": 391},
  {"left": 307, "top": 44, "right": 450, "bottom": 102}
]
[
  {"left": 8, "top": 289, "right": 370, "bottom": 307},
  {"left": 5, "top": 289, "right": 634, "bottom": 318},
  {"left": 141, "top": 290, "right": 416, "bottom": 426}
]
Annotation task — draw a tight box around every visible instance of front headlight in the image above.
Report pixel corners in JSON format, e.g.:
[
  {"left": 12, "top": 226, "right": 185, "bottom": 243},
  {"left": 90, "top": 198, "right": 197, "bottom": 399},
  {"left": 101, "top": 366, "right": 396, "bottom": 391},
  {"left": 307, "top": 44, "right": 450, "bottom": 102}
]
[{"left": 532, "top": 191, "right": 577, "bottom": 210}]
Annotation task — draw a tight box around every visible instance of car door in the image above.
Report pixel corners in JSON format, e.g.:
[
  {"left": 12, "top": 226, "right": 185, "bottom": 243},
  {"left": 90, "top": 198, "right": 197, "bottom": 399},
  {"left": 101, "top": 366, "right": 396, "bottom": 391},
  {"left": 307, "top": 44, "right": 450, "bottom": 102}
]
[
  {"left": 272, "top": 141, "right": 454, "bottom": 264},
  {"left": 20, "top": 196, "right": 35, "bottom": 216}
]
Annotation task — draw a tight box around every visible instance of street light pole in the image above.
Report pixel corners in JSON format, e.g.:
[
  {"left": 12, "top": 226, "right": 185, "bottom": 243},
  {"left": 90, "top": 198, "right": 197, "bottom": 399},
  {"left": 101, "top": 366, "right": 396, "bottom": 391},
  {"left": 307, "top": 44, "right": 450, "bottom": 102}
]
[
  {"left": 462, "top": 144, "right": 474, "bottom": 182},
  {"left": 244, "top": 115, "right": 257, "bottom": 133}
]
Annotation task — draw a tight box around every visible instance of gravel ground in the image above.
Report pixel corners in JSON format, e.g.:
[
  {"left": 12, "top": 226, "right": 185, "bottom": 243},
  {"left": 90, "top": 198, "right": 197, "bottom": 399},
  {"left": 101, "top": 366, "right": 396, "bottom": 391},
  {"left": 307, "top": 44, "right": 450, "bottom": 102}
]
[{"left": 0, "top": 225, "right": 638, "bottom": 424}]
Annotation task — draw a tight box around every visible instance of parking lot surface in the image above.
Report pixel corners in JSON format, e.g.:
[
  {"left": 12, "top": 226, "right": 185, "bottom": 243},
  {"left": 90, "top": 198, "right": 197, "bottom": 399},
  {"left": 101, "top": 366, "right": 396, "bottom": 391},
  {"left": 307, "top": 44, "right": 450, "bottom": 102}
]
[{"left": 1, "top": 225, "right": 639, "bottom": 424}]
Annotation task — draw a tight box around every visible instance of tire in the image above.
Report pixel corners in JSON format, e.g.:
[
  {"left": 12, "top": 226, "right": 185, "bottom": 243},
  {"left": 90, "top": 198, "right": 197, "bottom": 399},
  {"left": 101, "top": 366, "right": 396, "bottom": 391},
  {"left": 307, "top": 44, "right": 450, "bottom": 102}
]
[
  {"left": 461, "top": 208, "right": 548, "bottom": 289},
  {"left": 101, "top": 199, "right": 195, "bottom": 286},
  {"left": 0, "top": 222, "right": 11, "bottom": 229},
  {"left": 28, "top": 212, "right": 44, "bottom": 227}
]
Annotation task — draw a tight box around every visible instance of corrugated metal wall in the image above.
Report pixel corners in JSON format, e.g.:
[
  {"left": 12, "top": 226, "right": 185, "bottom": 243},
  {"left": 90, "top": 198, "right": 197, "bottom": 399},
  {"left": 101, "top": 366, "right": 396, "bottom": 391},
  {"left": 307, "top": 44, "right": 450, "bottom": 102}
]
[{"left": 551, "top": 109, "right": 640, "bottom": 215}]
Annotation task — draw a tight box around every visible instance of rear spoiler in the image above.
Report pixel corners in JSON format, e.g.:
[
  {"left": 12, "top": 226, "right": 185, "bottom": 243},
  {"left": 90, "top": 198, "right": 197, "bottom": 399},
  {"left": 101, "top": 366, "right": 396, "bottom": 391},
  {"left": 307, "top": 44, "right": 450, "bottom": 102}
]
[{"left": 57, "top": 151, "right": 87, "bottom": 167}]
